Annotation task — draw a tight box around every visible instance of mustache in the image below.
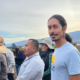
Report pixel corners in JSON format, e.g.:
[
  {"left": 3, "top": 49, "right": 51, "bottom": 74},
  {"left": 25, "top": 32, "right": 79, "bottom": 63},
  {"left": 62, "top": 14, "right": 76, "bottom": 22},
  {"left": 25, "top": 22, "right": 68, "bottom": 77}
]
[{"left": 50, "top": 33, "right": 58, "bottom": 36}]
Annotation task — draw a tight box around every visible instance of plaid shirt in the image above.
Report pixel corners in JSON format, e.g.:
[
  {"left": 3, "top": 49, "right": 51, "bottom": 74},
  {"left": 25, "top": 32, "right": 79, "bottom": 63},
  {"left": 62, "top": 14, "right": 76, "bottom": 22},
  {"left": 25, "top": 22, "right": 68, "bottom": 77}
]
[{"left": 43, "top": 53, "right": 53, "bottom": 77}]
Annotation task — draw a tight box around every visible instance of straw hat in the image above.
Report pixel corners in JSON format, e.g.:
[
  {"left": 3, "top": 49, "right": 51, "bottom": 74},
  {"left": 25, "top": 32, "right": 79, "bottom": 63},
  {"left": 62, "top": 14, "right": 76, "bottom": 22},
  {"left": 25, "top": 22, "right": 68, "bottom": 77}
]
[
  {"left": 0, "top": 35, "right": 8, "bottom": 54},
  {"left": 39, "top": 38, "right": 54, "bottom": 49}
]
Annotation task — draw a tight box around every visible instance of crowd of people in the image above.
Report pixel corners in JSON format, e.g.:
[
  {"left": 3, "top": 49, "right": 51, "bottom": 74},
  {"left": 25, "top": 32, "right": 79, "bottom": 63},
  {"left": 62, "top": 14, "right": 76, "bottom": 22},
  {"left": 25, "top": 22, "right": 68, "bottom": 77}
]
[{"left": 0, "top": 14, "right": 80, "bottom": 80}]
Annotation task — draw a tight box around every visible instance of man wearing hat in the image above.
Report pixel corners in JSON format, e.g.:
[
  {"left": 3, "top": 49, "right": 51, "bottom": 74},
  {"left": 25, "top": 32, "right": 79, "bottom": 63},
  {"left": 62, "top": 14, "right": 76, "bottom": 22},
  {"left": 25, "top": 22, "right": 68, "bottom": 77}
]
[
  {"left": 12, "top": 43, "right": 24, "bottom": 75},
  {"left": 39, "top": 38, "right": 54, "bottom": 80},
  {"left": 0, "top": 35, "right": 8, "bottom": 80}
]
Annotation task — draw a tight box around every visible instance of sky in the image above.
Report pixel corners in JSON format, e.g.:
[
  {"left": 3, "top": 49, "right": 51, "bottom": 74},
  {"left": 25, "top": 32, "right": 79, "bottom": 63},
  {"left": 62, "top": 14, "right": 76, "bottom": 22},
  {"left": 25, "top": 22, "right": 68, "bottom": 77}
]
[{"left": 0, "top": 0, "right": 80, "bottom": 44}]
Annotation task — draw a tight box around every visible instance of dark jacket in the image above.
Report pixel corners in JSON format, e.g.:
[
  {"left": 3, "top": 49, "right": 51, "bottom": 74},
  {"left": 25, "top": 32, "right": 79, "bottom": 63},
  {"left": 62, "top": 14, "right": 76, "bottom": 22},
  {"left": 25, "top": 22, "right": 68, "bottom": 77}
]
[
  {"left": 39, "top": 49, "right": 54, "bottom": 80},
  {"left": 15, "top": 50, "right": 24, "bottom": 65},
  {"left": 0, "top": 53, "right": 8, "bottom": 80}
]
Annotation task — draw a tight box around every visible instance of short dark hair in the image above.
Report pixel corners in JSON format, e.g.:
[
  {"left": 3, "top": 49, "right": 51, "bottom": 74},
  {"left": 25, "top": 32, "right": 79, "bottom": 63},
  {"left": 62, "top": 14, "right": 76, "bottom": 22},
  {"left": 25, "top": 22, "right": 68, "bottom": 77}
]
[
  {"left": 48, "top": 14, "right": 67, "bottom": 27},
  {"left": 28, "top": 39, "right": 39, "bottom": 51},
  {"left": 65, "top": 33, "right": 73, "bottom": 43}
]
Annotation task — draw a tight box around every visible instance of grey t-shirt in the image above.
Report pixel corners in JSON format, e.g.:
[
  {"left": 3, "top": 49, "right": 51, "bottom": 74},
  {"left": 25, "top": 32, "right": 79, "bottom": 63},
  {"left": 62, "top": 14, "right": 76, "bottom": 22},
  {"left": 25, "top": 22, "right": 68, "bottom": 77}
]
[
  {"left": 0, "top": 53, "right": 7, "bottom": 80},
  {"left": 51, "top": 42, "right": 80, "bottom": 80}
]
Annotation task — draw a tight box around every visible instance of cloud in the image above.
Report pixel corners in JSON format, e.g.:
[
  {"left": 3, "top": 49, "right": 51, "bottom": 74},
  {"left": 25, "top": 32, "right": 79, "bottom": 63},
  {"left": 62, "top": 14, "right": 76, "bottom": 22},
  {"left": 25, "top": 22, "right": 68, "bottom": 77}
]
[
  {"left": 4, "top": 37, "right": 28, "bottom": 44},
  {"left": 4, "top": 30, "right": 49, "bottom": 43},
  {"left": 0, "top": 0, "right": 80, "bottom": 43}
]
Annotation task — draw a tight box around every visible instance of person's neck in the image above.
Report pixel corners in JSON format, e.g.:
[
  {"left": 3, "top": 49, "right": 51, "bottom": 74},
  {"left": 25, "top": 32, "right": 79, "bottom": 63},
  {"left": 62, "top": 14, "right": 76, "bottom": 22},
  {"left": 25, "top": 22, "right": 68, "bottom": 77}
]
[
  {"left": 28, "top": 51, "right": 38, "bottom": 57},
  {"left": 55, "top": 38, "right": 67, "bottom": 48}
]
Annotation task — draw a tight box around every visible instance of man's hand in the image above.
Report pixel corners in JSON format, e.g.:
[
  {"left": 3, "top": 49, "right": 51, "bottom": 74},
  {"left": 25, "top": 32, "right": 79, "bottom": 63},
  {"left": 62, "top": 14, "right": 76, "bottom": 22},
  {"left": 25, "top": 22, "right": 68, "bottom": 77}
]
[{"left": 8, "top": 68, "right": 11, "bottom": 73}]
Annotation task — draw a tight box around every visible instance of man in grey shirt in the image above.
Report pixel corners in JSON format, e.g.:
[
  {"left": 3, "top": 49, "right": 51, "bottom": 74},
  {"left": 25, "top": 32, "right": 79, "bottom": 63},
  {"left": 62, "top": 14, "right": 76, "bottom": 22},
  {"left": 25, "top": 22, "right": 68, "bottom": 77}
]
[
  {"left": 16, "top": 39, "right": 44, "bottom": 80},
  {"left": 6, "top": 48, "right": 15, "bottom": 80},
  {"left": 3, "top": 41, "right": 15, "bottom": 80}
]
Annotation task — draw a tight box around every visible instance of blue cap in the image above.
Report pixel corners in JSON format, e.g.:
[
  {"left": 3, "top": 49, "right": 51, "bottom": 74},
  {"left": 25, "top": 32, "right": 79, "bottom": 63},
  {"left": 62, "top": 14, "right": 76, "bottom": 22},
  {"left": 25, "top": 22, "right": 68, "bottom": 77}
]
[{"left": 12, "top": 43, "right": 18, "bottom": 49}]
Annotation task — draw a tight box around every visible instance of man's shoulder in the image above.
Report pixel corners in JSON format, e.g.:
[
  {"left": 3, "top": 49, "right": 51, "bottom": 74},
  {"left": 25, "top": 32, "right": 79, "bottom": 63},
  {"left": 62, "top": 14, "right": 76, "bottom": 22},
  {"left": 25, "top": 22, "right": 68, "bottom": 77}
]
[
  {"left": 68, "top": 48, "right": 79, "bottom": 54},
  {"left": 31, "top": 56, "right": 44, "bottom": 71},
  {"left": 63, "top": 42, "right": 78, "bottom": 53},
  {"left": 65, "top": 46, "right": 80, "bottom": 59},
  {"left": 32, "top": 55, "right": 43, "bottom": 62},
  {"left": 30, "top": 55, "right": 44, "bottom": 66},
  {"left": 7, "top": 48, "right": 13, "bottom": 55},
  {"left": 67, "top": 43, "right": 78, "bottom": 51}
]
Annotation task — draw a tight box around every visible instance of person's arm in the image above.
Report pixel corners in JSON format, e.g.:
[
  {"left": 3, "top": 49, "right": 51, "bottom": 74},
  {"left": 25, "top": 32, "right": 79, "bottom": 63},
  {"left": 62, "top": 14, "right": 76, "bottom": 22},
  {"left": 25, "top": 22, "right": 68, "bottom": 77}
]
[
  {"left": 70, "top": 74, "right": 80, "bottom": 80},
  {"left": 16, "top": 51, "right": 24, "bottom": 60},
  {"left": 16, "top": 61, "right": 41, "bottom": 80},
  {"left": 65, "top": 49, "right": 80, "bottom": 80},
  {"left": 7, "top": 49, "right": 15, "bottom": 69},
  {"left": 43, "top": 53, "right": 53, "bottom": 77}
]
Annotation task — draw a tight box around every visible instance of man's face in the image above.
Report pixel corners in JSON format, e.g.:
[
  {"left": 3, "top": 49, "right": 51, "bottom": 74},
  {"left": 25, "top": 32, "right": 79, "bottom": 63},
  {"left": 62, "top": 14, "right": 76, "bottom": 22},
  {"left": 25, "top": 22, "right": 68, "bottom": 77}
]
[
  {"left": 24, "top": 40, "right": 34, "bottom": 56},
  {"left": 48, "top": 18, "right": 66, "bottom": 42}
]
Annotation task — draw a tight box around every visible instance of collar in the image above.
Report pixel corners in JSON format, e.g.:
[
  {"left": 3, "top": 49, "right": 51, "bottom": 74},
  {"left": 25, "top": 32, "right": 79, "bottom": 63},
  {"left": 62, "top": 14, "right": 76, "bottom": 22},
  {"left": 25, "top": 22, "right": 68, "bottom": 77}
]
[{"left": 25, "top": 52, "right": 39, "bottom": 61}]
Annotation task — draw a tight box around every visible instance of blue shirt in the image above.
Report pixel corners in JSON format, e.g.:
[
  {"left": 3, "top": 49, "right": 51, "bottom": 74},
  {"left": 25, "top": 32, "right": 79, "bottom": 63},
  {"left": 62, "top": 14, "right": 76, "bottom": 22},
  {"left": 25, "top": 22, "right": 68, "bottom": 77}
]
[
  {"left": 16, "top": 52, "right": 44, "bottom": 80},
  {"left": 51, "top": 42, "right": 80, "bottom": 80}
]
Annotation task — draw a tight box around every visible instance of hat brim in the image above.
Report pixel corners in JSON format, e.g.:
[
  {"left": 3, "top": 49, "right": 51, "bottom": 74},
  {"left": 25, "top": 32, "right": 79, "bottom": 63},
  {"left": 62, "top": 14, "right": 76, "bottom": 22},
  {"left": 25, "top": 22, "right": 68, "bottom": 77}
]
[
  {"left": 39, "top": 42, "right": 54, "bottom": 50},
  {"left": 0, "top": 45, "right": 8, "bottom": 54}
]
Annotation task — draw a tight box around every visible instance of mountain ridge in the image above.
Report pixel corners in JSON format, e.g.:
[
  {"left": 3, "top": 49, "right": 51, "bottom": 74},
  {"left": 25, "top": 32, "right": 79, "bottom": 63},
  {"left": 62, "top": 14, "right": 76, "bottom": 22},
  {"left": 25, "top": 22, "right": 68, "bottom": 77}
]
[{"left": 6, "top": 31, "right": 80, "bottom": 47}]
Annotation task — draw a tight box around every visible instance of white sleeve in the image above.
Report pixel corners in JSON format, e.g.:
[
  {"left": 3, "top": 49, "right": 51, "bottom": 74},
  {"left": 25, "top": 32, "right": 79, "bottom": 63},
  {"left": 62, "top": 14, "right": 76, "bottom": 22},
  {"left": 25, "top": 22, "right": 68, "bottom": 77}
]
[
  {"left": 16, "top": 62, "right": 40, "bottom": 80},
  {"left": 7, "top": 49, "right": 15, "bottom": 69}
]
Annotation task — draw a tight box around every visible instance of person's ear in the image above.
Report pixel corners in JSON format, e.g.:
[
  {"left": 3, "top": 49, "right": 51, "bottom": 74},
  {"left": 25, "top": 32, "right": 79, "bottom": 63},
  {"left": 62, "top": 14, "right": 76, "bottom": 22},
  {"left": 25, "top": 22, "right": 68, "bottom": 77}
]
[
  {"left": 33, "top": 47, "right": 36, "bottom": 51},
  {"left": 62, "top": 26, "right": 67, "bottom": 33}
]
